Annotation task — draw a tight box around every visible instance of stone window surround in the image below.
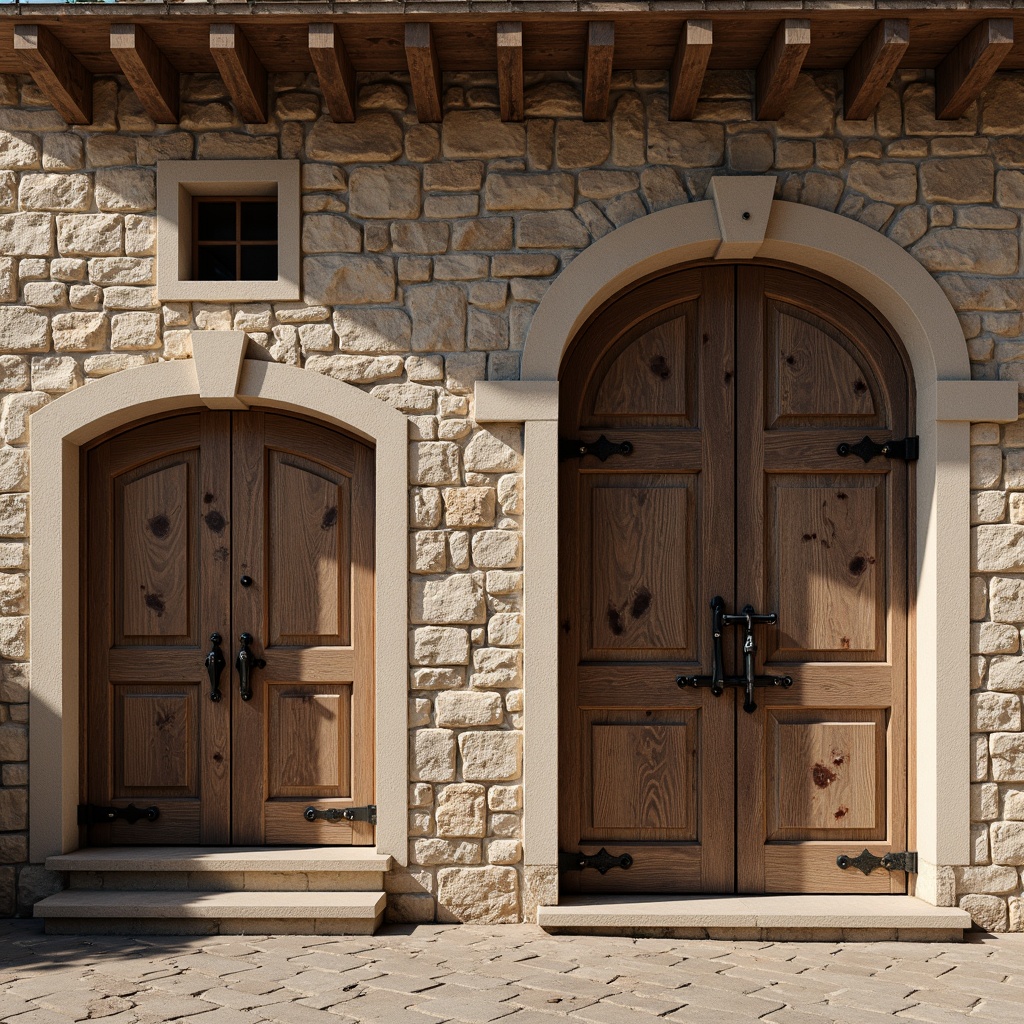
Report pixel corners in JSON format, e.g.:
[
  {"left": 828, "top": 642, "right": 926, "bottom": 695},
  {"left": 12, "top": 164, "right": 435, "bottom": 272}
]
[
  {"left": 27, "top": 332, "right": 409, "bottom": 866},
  {"left": 156, "top": 160, "right": 301, "bottom": 303},
  {"left": 476, "top": 176, "right": 1021, "bottom": 912}
]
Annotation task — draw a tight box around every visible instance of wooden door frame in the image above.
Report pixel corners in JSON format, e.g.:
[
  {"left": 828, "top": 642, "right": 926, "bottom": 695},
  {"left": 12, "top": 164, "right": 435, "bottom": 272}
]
[
  {"left": 29, "top": 332, "right": 409, "bottom": 866},
  {"left": 475, "top": 178, "right": 1019, "bottom": 919}
]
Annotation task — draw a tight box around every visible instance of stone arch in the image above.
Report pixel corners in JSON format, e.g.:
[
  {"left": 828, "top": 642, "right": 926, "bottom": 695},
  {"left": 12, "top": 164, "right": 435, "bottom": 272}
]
[{"left": 28, "top": 334, "right": 409, "bottom": 864}]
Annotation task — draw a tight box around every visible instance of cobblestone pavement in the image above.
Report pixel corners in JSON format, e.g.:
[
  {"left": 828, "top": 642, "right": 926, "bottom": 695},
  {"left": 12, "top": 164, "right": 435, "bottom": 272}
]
[{"left": 0, "top": 922, "right": 1022, "bottom": 1024}]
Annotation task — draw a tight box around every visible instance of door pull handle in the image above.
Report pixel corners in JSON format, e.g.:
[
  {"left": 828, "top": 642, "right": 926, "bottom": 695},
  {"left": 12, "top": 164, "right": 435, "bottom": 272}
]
[
  {"left": 205, "top": 632, "right": 226, "bottom": 702},
  {"left": 235, "top": 632, "right": 265, "bottom": 702}
]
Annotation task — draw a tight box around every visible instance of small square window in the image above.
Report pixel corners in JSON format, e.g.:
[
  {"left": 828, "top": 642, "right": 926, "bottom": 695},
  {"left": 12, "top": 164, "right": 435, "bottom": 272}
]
[{"left": 193, "top": 197, "right": 279, "bottom": 282}]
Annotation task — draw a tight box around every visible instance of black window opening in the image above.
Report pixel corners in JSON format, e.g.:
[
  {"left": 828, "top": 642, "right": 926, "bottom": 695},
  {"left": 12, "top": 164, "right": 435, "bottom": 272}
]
[{"left": 193, "top": 196, "right": 278, "bottom": 281}]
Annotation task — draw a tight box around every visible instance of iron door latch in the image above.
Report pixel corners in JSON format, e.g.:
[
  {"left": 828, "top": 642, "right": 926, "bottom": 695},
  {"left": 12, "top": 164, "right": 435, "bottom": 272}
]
[
  {"left": 559, "top": 435, "right": 634, "bottom": 462},
  {"left": 78, "top": 803, "right": 160, "bottom": 826},
  {"left": 559, "top": 848, "right": 633, "bottom": 874},
  {"left": 837, "top": 435, "right": 919, "bottom": 463},
  {"left": 837, "top": 849, "right": 918, "bottom": 875},
  {"left": 304, "top": 805, "right": 377, "bottom": 825}
]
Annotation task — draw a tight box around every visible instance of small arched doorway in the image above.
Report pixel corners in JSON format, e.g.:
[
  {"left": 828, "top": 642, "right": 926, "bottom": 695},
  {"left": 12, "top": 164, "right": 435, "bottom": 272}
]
[{"left": 558, "top": 262, "right": 913, "bottom": 895}]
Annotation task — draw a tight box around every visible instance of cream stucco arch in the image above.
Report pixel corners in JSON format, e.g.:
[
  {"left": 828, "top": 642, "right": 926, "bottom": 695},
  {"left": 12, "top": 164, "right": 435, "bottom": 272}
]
[
  {"left": 28, "top": 333, "right": 409, "bottom": 865},
  {"left": 476, "top": 178, "right": 1019, "bottom": 912}
]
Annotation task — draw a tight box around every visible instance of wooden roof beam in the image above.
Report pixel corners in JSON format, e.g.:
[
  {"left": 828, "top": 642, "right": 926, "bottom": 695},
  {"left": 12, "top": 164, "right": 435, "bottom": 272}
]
[
  {"left": 756, "top": 19, "right": 811, "bottom": 121},
  {"left": 584, "top": 21, "right": 615, "bottom": 121},
  {"left": 210, "top": 24, "right": 267, "bottom": 124},
  {"left": 13, "top": 24, "right": 92, "bottom": 125},
  {"left": 405, "top": 23, "right": 442, "bottom": 123},
  {"left": 669, "top": 19, "right": 713, "bottom": 121},
  {"left": 497, "top": 22, "right": 524, "bottom": 123},
  {"left": 936, "top": 17, "right": 1014, "bottom": 120},
  {"left": 110, "top": 24, "right": 178, "bottom": 125},
  {"left": 844, "top": 19, "right": 909, "bottom": 120},
  {"left": 309, "top": 23, "right": 356, "bottom": 123}
]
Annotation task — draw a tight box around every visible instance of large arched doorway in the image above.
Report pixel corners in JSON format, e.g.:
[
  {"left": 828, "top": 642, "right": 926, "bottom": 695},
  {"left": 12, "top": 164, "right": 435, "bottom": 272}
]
[{"left": 558, "top": 263, "right": 913, "bottom": 895}]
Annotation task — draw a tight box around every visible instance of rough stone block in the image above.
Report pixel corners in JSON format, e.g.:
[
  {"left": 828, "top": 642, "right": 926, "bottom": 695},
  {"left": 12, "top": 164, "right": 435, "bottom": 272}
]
[
  {"left": 304, "top": 255, "right": 395, "bottom": 305},
  {"left": 410, "top": 626, "right": 470, "bottom": 666},
  {"left": 349, "top": 166, "right": 421, "bottom": 219},
  {"left": 436, "top": 866, "right": 519, "bottom": 923},
  {"left": 411, "top": 728, "right": 456, "bottom": 782},
  {"left": 991, "top": 733, "right": 1024, "bottom": 781},
  {"left": 458, "top": 731, "right": 522, "bottom": 781},
  {"left": 435, "top": 691, "right": 504, "bottom": 728},
  {"left": 435, "top": 783, "right": 486, "bottom": 838},
  {"left": 412, "top": 573, "right": 486, "bottom": 625}
]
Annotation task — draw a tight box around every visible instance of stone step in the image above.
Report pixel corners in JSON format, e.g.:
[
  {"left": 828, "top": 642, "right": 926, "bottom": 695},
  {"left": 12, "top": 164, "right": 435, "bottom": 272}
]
[
  {"left": 34, "top": 889, "right": 387, "bottom": 936},
  {"left": 538, "top": 895, "right": 971, "bottom": 942},
  {"left": 47, "top": 846, "right": 391, "bottom": 892}
]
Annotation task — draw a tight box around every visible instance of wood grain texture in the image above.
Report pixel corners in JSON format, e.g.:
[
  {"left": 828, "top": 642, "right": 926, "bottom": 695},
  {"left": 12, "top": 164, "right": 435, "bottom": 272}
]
[
  {"left": 309, "top": 23, "right": 356, "bottom": 123},
  {"left": 843, "top": 19, "right": 908, "bottom": 120},
  {"left": 756, "top": 19, "right": 811, "bottom": 120},
  {"left": 268, "top": 687, "right": 351, "bottom": 796},
  {"left": 669, "top": 19, "right": 713, "bottom": 120},
  {"left": 935, "top": 17, "right": 1014, "bottom": 120},
  {"left": 119, "top": 690, "right": 195, "bottom": 792},
  {"left": 497, "top": 21, "right": 524, "bottom": 122},
  {"left": 110, "top": 24, "right": 178, "bottom": 124},
  {"left": 13, "top": 24, "right": 92, "bottom": 124},
  {"left": 583, "top": 21, "right": 615, "bottom": 121},
  {"left": 405, "top": 22, "right": 443, "bottom": 124},
  {"left": 210, "top": 23, "right": 268, "bottom": 124}
]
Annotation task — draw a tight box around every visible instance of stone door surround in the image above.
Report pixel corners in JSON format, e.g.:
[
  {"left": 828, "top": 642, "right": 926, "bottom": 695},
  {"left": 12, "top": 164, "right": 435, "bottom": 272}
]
[
  {"left": 28, "top": 332, "right": 409, "bottom": 865},
  {"left": 476, "top": 175, "right": 1020, "bottom": 912}
]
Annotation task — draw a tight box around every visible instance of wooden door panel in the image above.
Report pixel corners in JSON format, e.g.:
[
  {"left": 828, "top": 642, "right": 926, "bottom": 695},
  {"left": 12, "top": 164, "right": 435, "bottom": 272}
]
[
  {"left": 115, "top": 686, "right": 198, "bottom": 795},
  {"left": 268, "top": 684, "right": 352, "bottom": 797}
]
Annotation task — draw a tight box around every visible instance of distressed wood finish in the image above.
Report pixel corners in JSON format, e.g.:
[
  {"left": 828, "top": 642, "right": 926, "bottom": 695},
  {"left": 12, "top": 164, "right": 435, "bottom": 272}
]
[
  {"left": 309, "top": 23, "right": 356, "bottom": 123},
  {"left": 110, "top": 24, "right": 178, "bottom": 124},
  {"left": 231, "top": 412, "right": 375, "bottom": 846},
  {"left": 756, "top": 19, "right": 811, "bottom": 120},
  {"left": 210, "top": 23, "right": 268, "bottom": 124},
  {"left": 405, "top": 22, "right": 443, "bottom": 123},
  {"left": 497, "top": 21, "right": 524, "bottom": 122},
  {"left": 844, "top": 19, "right": 909, "bottom": 120},
  {"left": 560, "top": 266, "right": 736, "bottom": 893},
  {"left": 735, "top": 266, "right": 909, "bottom": 894},
  {"left": 583, "top": 21, "right": 615, "bottom": 121},
  {"left": 669, "top": 20, "right": 713, "bottom": 121},
  {"left": 936, "top": 17, "right": 1014, "bottom": 120},
  {"left": 13, "top": 24, "right": 92, "bottom": 124}
]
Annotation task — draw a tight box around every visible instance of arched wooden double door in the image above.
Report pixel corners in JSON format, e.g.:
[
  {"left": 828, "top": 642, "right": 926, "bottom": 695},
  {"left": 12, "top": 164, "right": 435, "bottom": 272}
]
[
  {"left": 82, "top": 410, "right": 375, "bottom": 847},
  {"left": 559, "top": 265, "right": 912, "bottom": 894}
]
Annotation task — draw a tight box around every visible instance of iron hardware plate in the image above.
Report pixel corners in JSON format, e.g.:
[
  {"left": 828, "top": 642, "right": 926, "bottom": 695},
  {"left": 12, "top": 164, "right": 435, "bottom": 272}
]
[
  {"left": 560, "top": 435, "right": 634, "bottom": 462},
  {"left": 78, "top": 803, "right": 160, "bottom": 826},
  {"left": 837, "top": 849, "right": 918, "bottom": 875},
  {"left": 205, "top": 632, "right": 226, "bottom": 703},
  {"left": 837, "top": 435, "right": 919, "bottom": 463},
  {"left": 304, "top": 804, "right": 377, "bottom": 825},
  {"left": 559, "top": 848, "right": 633, "bottom": 874},
  {"left": 235, "top": 632, "right": 266, "bottom": 702}
]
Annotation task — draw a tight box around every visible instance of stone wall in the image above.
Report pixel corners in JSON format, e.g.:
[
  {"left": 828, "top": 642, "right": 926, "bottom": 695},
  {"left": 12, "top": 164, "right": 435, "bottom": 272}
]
[{"left": 0, "top": 62, "right": 1022, "bottom": 926}]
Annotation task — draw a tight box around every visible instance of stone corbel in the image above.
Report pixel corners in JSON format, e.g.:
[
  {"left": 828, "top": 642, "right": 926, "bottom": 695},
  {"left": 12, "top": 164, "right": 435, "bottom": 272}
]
[
  {"left": 191, "top": 330, "right": 276, "bottom": 410},
  {"left": 709, "top": 175, "right": 777, "bottom": 259},
  {"left": 474, "top": 380, "right": 558, "bottom": 423}
]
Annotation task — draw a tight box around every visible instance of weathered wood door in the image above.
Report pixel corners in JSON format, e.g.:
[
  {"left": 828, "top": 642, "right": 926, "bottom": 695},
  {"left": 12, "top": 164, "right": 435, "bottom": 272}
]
[
  {"left": 560, "top": 264, "right": 910, "bottom": 895},
  {"left": 84, "top": 410, "right": 375, "bottom": 847}
]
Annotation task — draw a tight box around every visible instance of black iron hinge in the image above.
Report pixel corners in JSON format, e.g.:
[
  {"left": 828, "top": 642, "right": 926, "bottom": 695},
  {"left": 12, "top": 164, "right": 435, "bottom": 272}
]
[
  {"left": 837, "top": 849, "right": 918, "bottom": 875},
  {"left": 559, "top": 435, "right": 634, "bottom": 462},
  {"left": 304, "top": 804, "right": 377, "bottom": 825},
  {"left": 559, "top": 848, "right": 633, "bottom": 874},
  {"left": 837, "top": 435, "right": 919, "bottom": 463},
  {"left": 78, "top": 803, "right": 159, "bottom": 826}
]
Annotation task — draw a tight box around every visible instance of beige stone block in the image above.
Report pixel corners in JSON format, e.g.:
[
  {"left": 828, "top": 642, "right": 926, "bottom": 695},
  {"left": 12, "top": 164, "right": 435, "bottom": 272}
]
[
  {"left": 974, "top": 525, "right": 1024, "bottom": 571},
  {"left": 124, "top": 214, "right": 156, "bottom": 257},
  {"left": 434, "top": 255, "right": 488, "bottom": 282},
  {"left": 104, "top": 286, "right": 157, "bottom": 311},
  {"left": 0, "top": 130, "right": 40, "bottom": 171},
  {"left": 0, "top": 213, "right": 52, "bottom": 256},
  {"left": 412, "top": 667, "right": 464, "bottom": 691},
  {"left": 84, "top": 353, "right": 154, "bottom": 377},
  {"left": 972, "top": 622, "right": 1019, "bottom": 655},
  {"left": 488, "top": 785, "right": 522, "bottom": 812},
  {"left": 847, "top": 162, "right": 917, "bottom": 205},
  {"left": 487, "top": 612, "right": 522, "bottom": 647},
  {"left": 486, "top": 571, "right": 522, "bottom": 596},
  {"left": 22, "top": 281, "right": 65, "bottom": 308},
  {"left": 411, "top": 487, "right": 442, "bottom": 529},
  {"left": 349, "top": 166, "right": 421, "bottom": 220},
  {"left": 409, "top": 285, "right": 467, "bottom": 353},
  {"left": 0, "top": 545, "right": 25, "bottom": 572},
  {"left": 410, "top": 441, "right": 460, "bottom": 486},
  {"left": 905, "top": 82, "right": 976, "bottom": 136},
  {"left": 955, "top": 864, "right": 1018, "bottom": 894},
  {"left": 0, "top": 574, "right": 23, "bottom": 617},
  {"left": 921, "top": 158, "right": 995, "bottom": 204},
  {"left": 303, "top": 255, "right": 395, "bottom": 305},
  {"left": 411, "top": 728, "right": 456, "bottom": 783},
  {"left": 990, "top": 577, "right": 1024, "bottom": 622},
  {"left": 0, "top": 449, "right": 27, "bottom": 493},
  {"left": 0, "top": 616, "right": 26, "bottom": 658},
  {"left": 407, "top": 355, "right": 444, "bottom": 382},
  {"left": 302, "top": 164, "right": 347, "bottom": 193},
  {"left": 371, "top": 382, "right": 436, "bottom": 413},
  {"left": 413, "top": 839, "right": 480, "bottom": 866},
  {"left": 424, "top": 161, "right": 484, "bottom": 193},
  {"left": 912, "top": 228, "right": 1018, "bottom": 275},
  {"left": 333, "top": 307, "right": 411, "bottom": 353},
  {"left": 273, "top": 302, "right": 330, "bottom": 324},
  {"left": 443, "top": 487, "right": 496, "bottom": 528},
  {"left": 940, "top": 275, "right": 1024, "bottom": 312},
  {"left": 0, "top": 720, "right": 25, "bottom": 762},
  {"left": 452, "top": 218, "right": 513, "bottom": 252},
  {"left": 1004, "top": 788, "right": 1024, "bottom": 819},
  {"left": 50, "top": 257, "right": 84, "bottom": 283},
  {"left": 30, "top": 356, "right": 81, "bottom": 393},
  {"left": 410, "top": 626, "right": 470, "bottom": 666},
  {"left": 19, "top": 173, "right": 90, "bottom": 212},
  {"left": 442, "top": 111, "right": 525, "bottom": 159},
  {"left": 0, "top": 392, "right": 47, "bottom": 444},
  {"left": 89, "top": 256, "right": 155, "bottom": 287},
  {"left": 459, "top": 731, "right": 522, "bottom": 781},
  {"left": 611, "top": 92, "right": 645, "bottom": 167},
  {"left": 306, "top": 113, "right": 403, "bottom": 163},
  {"left": 301, "top": 214, "right": 361, "bottom": 254},
  {"left": 555, "top": 122, "right": 611, "bottom": 169},
  {"left": 0, "top": 306, "right": 48, "bottom": 355},
  {"left": 436, "top": 866, "right": 518, "bottom": 923},
  {"left": 0, "top": 357, "right": 27, "bottom": 394},
  {"left": 412, "top": 573, "right": 486, "bottom": 625},
  {"left": 471, "top": 647, "right": 522, "bottom": 690},
  {"left": 525, "top": 81, "right": 581, "bottom": 117},
  {"left": 435, "top": 783, "right": 486, "bottom": 838},
  {"left": 517, "top": 210, "right": 588, "bottom": 249},
  {"left": 492, "top": 254, "right": 558, "bottom": 279},
  {"left": 972, "top": 692, "right": 1022, "bottom": 732},
  {"left": 992, "top": 733, "right": 1024, "bottom": 781},
  {"left": 110, "top": 311, "right": 160, "bottom": 351},
  {"left": 971, "top": 576, "right": 988, "bottom": 621},
  {"left": 405, "top": 123, "right": 440, "bottom": 162},
  {"left": 488, "top": 812, "right": 519, "bottom": 838},
  {"left": 424, "top": 195, "right": 479, "bottom": 219},
  {"left": 991, "top": 823, "right": 1024, "bottom": 866},
  {"left": 972, "top": 781, "right": 999, "bottom": 820},
  {"left": 435, "top": 691, "right": 503, "bottom": 729},
  {"left": 648, "top": 96, "right": 725, "bottom": 166},
  {"left": 971, "top": 446, "right": 1003, "bottom": 488},
  {"left": 305, "top": 353, "right": 402, "bottom": 384},
  {"left": 486, "top": 839, "right": 521, "bottom": 866},
  {"left": 95, "top": 168, "right": 155, "bottom": 213},
  {"left": 391, "top": 222, "right": 449, "bottom": 255},
  {"left": 464, "top": 428, "right": 522, "bottom": 473},
  {"left": 0, "top": 787, "right": 26, "bottom": 830},
  {"left": 472, "top": 530, "right": 521, "bottom": 569}
]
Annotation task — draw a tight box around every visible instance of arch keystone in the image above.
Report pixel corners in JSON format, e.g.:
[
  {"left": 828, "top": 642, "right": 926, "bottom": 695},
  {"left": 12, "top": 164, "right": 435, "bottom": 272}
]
[{"left": 709, "top": 175, "right": 777, "bottom": 259}]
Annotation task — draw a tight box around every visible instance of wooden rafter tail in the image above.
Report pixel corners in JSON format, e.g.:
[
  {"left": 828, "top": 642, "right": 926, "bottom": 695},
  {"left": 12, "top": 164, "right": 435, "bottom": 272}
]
[
  {"left": 756, "top": 19, "right": 811, "bottom": 122},
  {"left": 497, "top": 21, "right": 524, "bottom": 123},
  {"left": 584, "top": 21, "right": 615, "bottom": 122},
  {"left": 110, "top": 24, "right": 179, "bottom": 125},
  {"left": 13, "top": 24, "right": 92, "bottom": 125},
  {"left": 936, "top": 17, "right": 1014, "bottom": 121},
  {"left": 309, "top": 23, "right": 356, "bottom": 123},
  {"left": 210, "top": 24, "right": 268, "bottom": 124},
  {"left": 844, "top": 19, "right": 909, "bottom": 121},
  {"left": 405, "top": 23, "right": 442, "bottom": 124},
  {"left": 669, "top": 19, "right": 713, "bottom": 121}
]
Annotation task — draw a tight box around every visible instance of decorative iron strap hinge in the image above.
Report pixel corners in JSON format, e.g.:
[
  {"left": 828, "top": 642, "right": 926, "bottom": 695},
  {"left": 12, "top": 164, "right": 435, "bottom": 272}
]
[
  {"left": 837, "top": 435, "right": 919, "bottom": 463},
  {"left": 304, "top": 804, "right": 377, "bottom": 825},
  {"left": 559, "top": 848, "right": 633, "bottom": 874},
  {"left": 78, "top": 803, "right": 160, "bottom": 826},
  {"left": 837, "top": 849, "right": 918, "bottom": 875},
  {"left": 559, "top": 435, "right": 634, "bottom": 462}
]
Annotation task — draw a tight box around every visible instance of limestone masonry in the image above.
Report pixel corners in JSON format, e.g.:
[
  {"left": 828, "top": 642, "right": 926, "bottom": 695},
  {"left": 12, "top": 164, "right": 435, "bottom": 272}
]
[{"left": 0, "top": 63, "right": 1023, "bottom": 927}]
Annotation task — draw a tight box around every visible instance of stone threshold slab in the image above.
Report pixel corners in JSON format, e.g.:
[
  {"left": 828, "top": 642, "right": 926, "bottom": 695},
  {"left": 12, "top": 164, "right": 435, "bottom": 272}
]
[
  {"left": 35, "top": 890, "right": 386, "bottom": 920},
  {"left": 538, "top": 895, "right": 970, "bottom": 932},
  {"left": 47, "top": 846, "right": 392, "bottom": 873}
]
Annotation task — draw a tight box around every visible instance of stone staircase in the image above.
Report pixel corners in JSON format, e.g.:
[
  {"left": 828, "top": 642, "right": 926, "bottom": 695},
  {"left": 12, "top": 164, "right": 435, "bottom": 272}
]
[{"left": 34, "top": 847, "right": 391, "bottom": 935}]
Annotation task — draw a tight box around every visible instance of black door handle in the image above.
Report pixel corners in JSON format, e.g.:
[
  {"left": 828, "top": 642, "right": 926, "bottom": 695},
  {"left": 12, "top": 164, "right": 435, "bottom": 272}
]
[
  {"left": 205, "top": 632, "right": 226, "bottom": 702},
  {"left": 235, "top": 632, "right": 266, "bottom": 702}
]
